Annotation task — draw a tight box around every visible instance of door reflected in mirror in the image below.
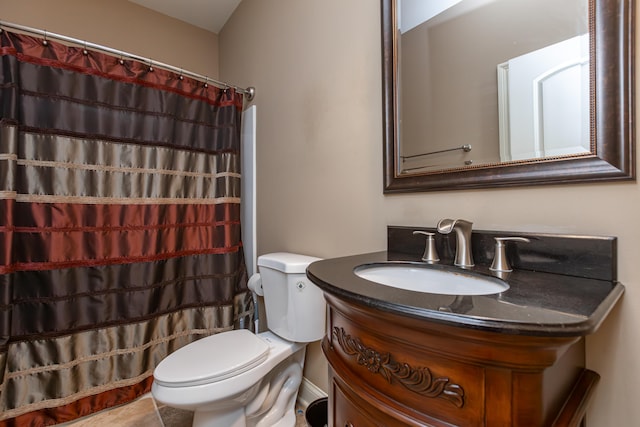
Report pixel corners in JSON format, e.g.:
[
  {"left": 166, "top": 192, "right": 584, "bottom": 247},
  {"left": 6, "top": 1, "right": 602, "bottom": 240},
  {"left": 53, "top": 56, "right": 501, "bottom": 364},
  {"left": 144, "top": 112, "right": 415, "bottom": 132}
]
[
  {"left": 497, "top": 34, "right": 590, "bottom": 163},
  {"left": 382, "top": 0, "right": 634, "bottom": 192},
  {"left": 398, "top": 0, "right": 589, "bottom": 174}
]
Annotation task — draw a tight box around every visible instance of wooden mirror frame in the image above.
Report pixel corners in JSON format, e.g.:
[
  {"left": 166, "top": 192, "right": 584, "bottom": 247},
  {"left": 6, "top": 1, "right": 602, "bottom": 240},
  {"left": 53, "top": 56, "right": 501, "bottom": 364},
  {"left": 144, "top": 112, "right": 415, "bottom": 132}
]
[{"left": 382, "top": 0, "right": 635, "bottom": 193}]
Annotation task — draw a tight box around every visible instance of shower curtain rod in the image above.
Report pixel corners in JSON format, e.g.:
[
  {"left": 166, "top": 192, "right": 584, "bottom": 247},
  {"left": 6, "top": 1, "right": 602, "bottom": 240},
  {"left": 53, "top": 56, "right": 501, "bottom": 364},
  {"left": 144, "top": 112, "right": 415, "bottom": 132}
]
[{"left": 0, "top": 19, "right": 256, "bottom": 101}]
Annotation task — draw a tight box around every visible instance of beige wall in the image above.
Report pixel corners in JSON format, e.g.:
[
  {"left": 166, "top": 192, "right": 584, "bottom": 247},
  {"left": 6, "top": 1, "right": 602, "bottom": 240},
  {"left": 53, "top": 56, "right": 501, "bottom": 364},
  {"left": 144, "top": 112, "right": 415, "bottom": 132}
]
[
  {"left": 220, "top": 0, "right": 640, "bottom": 424},
  {"left": 0, "top": 0, "right": 219, "bottom": 78},
  {"left": 219, "top": 0, "right": 386, "bottom": 391}
]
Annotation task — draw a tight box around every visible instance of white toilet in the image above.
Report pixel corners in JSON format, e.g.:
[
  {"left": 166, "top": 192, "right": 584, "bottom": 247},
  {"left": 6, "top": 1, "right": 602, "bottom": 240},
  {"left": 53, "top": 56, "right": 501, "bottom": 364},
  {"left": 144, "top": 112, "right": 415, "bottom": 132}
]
[{"left": 151, "top": 252, "right": 325, "bottom": 427}]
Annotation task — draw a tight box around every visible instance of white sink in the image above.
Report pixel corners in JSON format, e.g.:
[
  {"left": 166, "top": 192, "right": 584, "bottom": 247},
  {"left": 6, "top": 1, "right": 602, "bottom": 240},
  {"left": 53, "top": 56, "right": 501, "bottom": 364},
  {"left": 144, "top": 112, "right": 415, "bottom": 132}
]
[{"left": 354, "top": 264, "right": 509, "bottom": 295}]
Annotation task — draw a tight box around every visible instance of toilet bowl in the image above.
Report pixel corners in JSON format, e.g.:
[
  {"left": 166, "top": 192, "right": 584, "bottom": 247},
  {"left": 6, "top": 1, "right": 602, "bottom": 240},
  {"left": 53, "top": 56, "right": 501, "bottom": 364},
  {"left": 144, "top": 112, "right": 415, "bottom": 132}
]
[{"left": 151, "top": 253, "right": 325, "bottom": 427}]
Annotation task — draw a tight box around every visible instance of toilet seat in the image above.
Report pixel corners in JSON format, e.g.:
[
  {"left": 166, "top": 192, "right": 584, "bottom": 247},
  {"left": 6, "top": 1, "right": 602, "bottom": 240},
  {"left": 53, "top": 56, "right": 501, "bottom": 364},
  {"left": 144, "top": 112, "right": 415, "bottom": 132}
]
[{"left": 154, "top": 329, "right": 269, "bottom": 387}]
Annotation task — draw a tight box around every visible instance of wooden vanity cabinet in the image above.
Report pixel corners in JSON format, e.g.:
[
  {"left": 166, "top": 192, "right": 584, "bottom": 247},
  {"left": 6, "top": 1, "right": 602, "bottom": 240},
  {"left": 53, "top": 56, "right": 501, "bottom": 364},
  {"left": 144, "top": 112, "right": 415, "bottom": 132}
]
[{"left": 322, "top": 294, "right": 599, "bottom": 427}]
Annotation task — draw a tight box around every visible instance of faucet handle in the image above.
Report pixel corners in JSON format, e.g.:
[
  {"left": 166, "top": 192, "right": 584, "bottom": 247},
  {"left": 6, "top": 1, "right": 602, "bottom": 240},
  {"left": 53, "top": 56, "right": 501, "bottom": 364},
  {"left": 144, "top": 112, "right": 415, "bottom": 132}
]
[
  {"left": 490, "top": 237, "right": 530, "bottom": 272},
  {"left": 413, "top": 231, "right": 440, "bottom": 263}
]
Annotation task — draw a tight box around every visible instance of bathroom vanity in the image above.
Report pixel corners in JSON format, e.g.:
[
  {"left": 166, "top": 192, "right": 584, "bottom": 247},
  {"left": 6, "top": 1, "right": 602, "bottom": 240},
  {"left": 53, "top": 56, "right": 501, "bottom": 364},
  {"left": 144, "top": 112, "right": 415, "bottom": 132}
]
[{"left": 306, "top": 227, "right": 624, "bottom": 426}]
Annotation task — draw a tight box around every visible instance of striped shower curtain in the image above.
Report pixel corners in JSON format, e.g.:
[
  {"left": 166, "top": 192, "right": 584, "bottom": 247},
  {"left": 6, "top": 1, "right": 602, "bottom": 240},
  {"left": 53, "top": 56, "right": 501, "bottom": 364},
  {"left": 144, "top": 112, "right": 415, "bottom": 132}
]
[{"left": 0, "top": 29, "right": 253, "bottom": 425}]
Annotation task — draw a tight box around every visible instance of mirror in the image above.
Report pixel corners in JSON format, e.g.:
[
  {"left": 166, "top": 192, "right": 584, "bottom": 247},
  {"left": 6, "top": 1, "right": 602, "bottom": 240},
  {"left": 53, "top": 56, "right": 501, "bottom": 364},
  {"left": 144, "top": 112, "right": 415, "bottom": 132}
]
[{"left": 382, "top": 0, "right": 635, "bottom": 193}]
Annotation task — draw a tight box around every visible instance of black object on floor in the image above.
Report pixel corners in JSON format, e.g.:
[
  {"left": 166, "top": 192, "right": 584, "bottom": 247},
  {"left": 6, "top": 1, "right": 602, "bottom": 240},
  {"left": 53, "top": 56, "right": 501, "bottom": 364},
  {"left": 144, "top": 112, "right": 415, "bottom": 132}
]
[{"left": 305, "top": 397, "right": 328, "bottom": 427}]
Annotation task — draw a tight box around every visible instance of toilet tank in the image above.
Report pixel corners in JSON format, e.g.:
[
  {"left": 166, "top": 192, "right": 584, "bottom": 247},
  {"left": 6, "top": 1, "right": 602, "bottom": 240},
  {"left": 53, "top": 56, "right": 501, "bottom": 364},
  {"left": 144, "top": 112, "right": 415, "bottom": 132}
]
[{"left": 257, "top": 252, "right": 326, "bottom": 342}]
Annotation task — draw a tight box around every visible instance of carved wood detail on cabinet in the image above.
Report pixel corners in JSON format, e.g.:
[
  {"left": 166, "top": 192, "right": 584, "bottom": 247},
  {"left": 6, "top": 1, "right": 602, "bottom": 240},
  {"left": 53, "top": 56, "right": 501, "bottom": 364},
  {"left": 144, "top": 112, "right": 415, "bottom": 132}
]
[
  {"left": 322, "top": 293, "right": 600, "bottom": 426},
  {"left": 332, "top": 326, "right": 465, "bottom": 408}
]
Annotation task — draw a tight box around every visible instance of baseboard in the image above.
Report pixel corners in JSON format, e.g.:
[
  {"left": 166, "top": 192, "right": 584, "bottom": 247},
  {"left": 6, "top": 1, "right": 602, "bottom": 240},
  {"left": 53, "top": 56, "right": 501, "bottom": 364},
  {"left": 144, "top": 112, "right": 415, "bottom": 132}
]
[{"left": 297, "top": 377, "right": 327, "bottom": 409}]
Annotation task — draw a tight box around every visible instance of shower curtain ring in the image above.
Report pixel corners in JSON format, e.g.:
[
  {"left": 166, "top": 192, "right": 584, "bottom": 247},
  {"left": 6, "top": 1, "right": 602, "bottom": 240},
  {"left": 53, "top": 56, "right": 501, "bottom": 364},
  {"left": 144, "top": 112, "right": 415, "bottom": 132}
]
[
  {"left": 204, "top": 77, "right": 209, "bottom": 89},
  {"left": 42, "top": 30, "right": 48, "bottom": 46},
  {"left": 148, "top": 59, "right": 154, "bottom": 72},
  {"left": 82, "top": 41, "right": 88, "bottom": 56},
  {"left": 179, "top": 68, "right": 184, "bottom": 80}
]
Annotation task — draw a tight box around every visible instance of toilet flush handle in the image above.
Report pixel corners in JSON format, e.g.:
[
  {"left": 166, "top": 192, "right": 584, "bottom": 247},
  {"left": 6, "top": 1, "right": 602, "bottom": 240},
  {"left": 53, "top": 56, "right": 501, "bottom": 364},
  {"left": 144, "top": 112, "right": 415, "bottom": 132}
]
[{"left": 248, "top": 273, "right": 263, "bottom": 296}]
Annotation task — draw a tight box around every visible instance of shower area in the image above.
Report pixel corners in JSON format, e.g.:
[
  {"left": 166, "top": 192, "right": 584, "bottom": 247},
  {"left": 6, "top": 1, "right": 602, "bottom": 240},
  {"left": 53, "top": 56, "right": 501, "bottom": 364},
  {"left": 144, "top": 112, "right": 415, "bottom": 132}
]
[{"left": 0, "top": 22, "right": 257, "bottom": 426}]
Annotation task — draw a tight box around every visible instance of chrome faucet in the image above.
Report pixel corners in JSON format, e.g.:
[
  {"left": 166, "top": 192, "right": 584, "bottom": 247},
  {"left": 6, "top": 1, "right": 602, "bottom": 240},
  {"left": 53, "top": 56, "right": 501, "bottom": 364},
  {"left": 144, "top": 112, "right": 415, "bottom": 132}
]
[{"left": 436, "top": 219, "right": 474, "bottom": 268}]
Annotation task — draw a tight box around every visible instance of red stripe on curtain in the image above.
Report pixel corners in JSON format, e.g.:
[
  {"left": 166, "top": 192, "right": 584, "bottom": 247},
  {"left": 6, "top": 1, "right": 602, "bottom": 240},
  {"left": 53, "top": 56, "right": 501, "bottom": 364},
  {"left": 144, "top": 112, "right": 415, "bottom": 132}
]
[
  {"left": 0, "top": 377, "right": 153, "bottom": 427},
  {"left": 0, "top": 200, "right": 13, "bottom": 269},
  {"left": 5, "top": 244, "right": 242, "bottom": 273},
  {"left": 3, "top": 202, "right": 241, "bottom": 273},
  {"left": 14, "top": 201, "right": 240, "bottom": 229}
]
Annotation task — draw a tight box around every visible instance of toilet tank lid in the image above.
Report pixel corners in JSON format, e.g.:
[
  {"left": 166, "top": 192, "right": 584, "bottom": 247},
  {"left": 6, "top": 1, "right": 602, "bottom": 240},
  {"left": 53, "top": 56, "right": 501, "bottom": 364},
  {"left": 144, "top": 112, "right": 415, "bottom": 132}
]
[{"left": 258, "top": 252, "right": 322, "bottom": 274}]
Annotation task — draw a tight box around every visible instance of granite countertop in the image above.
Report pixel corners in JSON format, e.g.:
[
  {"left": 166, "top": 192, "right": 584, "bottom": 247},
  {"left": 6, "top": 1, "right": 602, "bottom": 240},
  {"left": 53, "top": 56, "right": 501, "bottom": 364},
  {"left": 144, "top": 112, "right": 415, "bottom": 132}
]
[{"left": 306, "top": 251, "right": 624, "bottom": 337}]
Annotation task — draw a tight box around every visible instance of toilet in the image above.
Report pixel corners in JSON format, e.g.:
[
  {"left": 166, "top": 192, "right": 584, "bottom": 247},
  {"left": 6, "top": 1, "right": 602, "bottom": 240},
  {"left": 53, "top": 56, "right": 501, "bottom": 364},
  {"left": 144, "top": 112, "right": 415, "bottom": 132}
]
[{"left": 151, "top": 252, "right": 325, "bottom": 427}]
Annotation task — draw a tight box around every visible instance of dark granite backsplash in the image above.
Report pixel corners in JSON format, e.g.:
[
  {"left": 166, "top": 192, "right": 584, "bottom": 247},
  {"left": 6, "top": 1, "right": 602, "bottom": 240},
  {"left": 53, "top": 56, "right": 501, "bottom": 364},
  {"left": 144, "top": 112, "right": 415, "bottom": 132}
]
[{"left": 388, "top": 226, "right": 616, "bottom": 282}]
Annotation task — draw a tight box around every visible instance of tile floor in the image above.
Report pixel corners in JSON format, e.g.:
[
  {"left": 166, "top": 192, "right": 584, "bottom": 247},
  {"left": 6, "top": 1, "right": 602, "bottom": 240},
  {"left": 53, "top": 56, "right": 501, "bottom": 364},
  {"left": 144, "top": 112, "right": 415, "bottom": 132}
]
[{"left": 61, "top": 394, "right": 309, "bottom": 426}]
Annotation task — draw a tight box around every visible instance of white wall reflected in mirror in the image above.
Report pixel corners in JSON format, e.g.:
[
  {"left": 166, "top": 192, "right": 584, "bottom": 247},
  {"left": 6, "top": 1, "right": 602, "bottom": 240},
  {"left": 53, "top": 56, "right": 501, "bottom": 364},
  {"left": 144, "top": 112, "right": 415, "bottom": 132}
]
[{"left": 399, "top": 0, "right": 463, "bottom": 33}]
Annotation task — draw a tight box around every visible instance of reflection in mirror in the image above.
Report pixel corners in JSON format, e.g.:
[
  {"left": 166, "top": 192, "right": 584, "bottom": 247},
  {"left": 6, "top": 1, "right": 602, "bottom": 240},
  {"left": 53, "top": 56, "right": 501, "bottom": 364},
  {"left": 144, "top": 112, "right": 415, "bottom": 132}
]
[
  {"left": 382, "top": 0, "right": 635, "bottom": 192},
  {"left": 497, "top": 34, "right": 590, "bottom": 162},
  {"left": 398, "top": 0, "right": 589, "bottom": 174}
]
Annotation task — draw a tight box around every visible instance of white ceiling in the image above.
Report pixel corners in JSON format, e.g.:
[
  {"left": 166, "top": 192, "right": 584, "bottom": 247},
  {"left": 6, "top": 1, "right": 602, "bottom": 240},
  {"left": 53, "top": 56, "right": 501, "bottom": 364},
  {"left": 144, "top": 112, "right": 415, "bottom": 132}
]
[{"left": 128, "top": 0, "right": 242, "bottom": 34}]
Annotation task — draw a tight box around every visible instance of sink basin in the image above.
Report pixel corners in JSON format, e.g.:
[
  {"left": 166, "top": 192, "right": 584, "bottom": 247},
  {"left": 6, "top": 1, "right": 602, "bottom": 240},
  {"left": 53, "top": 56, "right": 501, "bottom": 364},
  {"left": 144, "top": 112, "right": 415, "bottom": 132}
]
[{"left": 354, "top": 264, "right": 509, "bottom": 295}]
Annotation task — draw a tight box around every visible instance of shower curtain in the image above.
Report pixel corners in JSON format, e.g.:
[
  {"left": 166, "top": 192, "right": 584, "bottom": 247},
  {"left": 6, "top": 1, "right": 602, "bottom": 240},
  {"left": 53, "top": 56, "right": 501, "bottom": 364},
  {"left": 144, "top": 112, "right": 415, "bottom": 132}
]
[{"left": 0, "top": 29, "right": 253, "bottom": 425}]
